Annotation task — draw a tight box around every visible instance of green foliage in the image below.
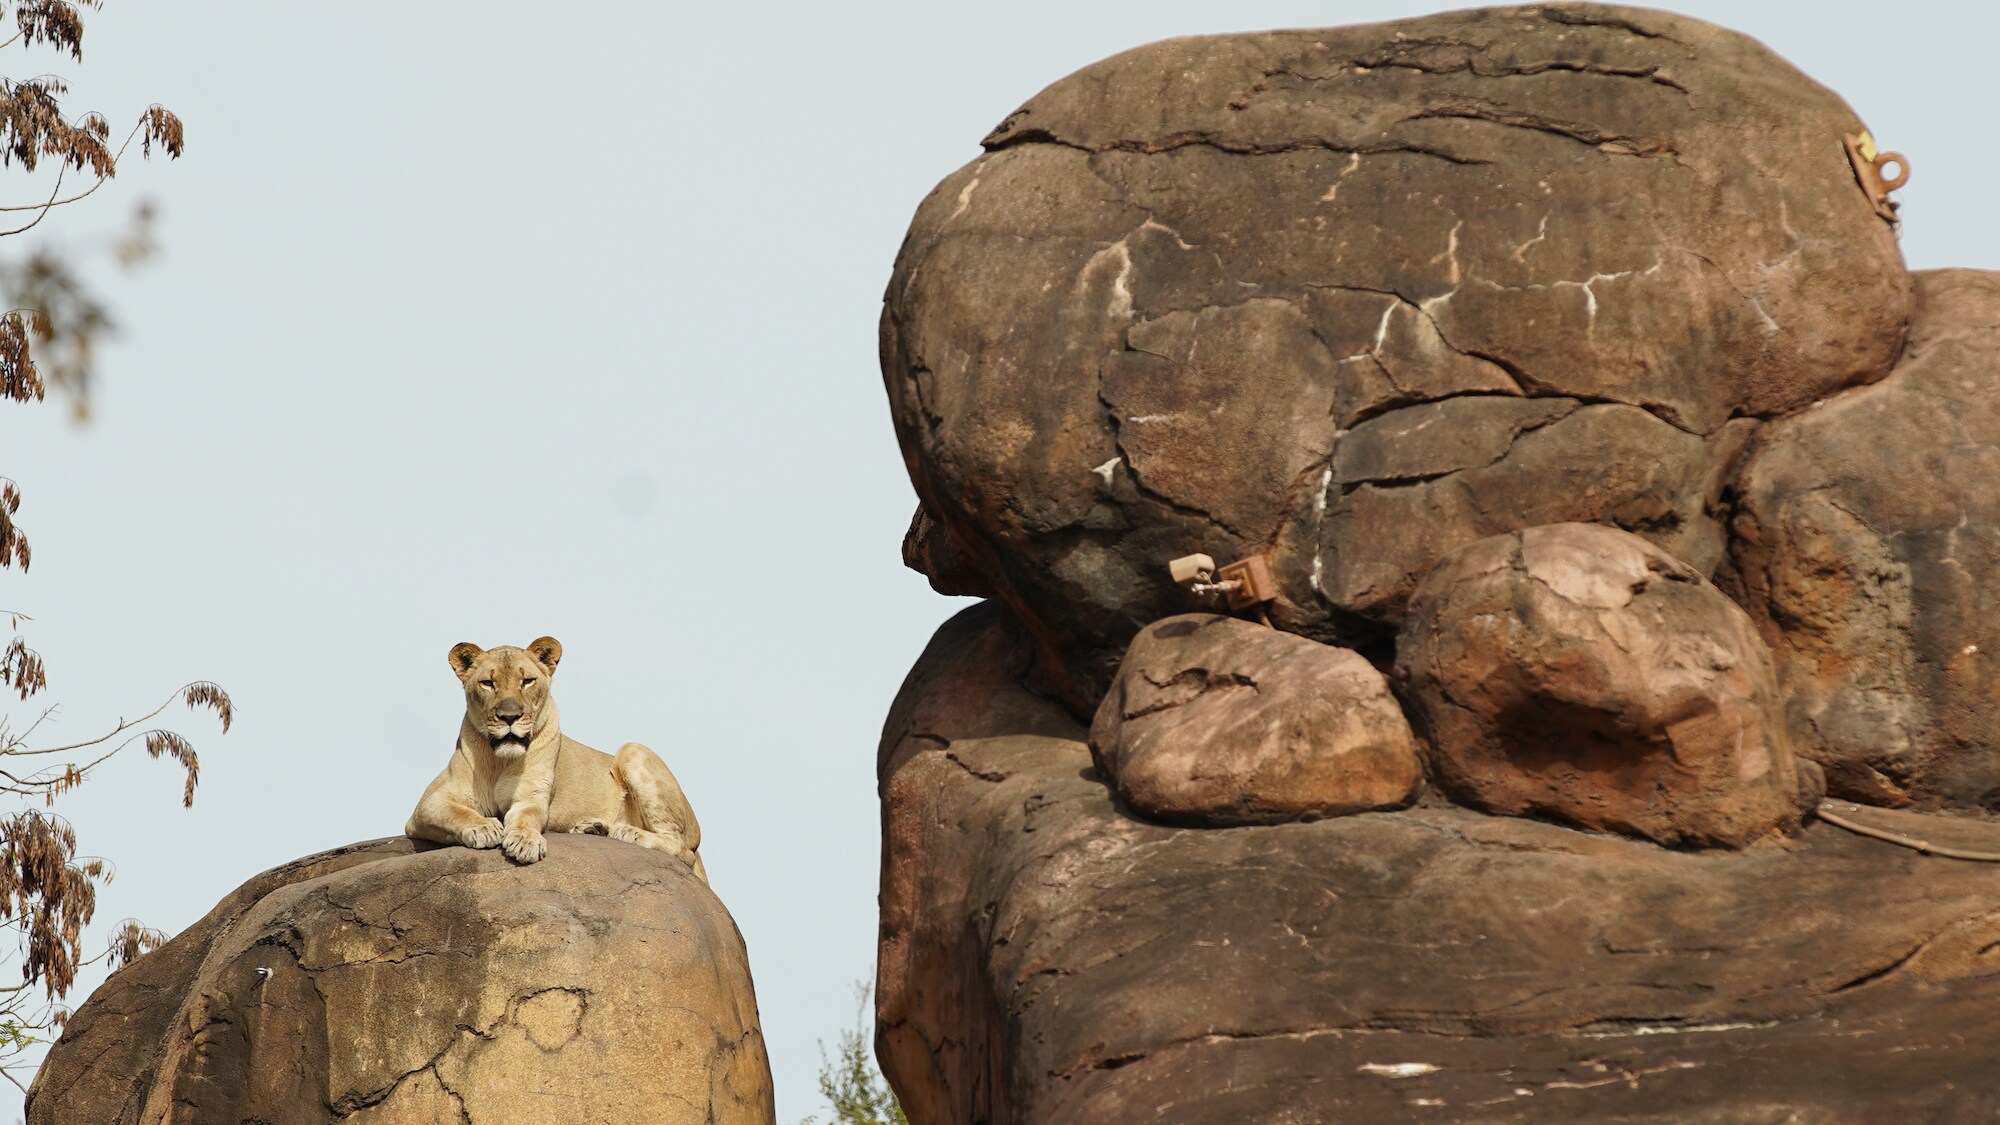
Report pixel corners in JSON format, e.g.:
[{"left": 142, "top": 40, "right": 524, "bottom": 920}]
[
  {"left": 801, "top": 982, "right": 906, "bottom": 1125},
  {"left": 0, "top": 1020, "right": 32, "bottom": 1054}
]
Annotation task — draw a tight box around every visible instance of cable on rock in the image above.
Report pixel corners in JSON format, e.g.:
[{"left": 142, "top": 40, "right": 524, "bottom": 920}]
[{"left": 1815, "top": 802, "right": 2000, "bottom": 862}]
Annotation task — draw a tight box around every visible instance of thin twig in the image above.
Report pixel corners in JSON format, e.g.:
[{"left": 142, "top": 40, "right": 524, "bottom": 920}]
[
  {"left": 8, "top": 689, "right": 182, "bottom": 756},
  {"left": 7, "top": 733, "right": 131, "bottom": 784},
  {"left": 0, "top": 163, "right": 107, "bottom": 213},
  {"left": 0, "top": 165, "right": 64, "bottom": 236},
  {"left": 0, "top": 702, "right": 61, "bottom": 748}
]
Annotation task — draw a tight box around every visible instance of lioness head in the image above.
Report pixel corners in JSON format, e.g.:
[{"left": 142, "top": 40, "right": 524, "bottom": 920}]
[{"left": 448, "top": 637, "right": 562, "bottom": 758}]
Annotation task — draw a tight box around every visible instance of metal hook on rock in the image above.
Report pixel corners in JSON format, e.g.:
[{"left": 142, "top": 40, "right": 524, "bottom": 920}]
[{"left": 1844, "top": 131, "right": 1909, "bottom": 224}]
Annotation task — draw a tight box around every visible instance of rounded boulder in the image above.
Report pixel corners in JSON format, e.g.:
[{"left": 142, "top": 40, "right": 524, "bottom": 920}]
[
  {"left": 1395, "top": 522, "right": 1809, "bottom": 848},
  {"left": 25, "top": 836, "right": 775, "bottom": 1125},
  {"left": 1091, "top": 613, "right": 1423, "bottom": 825}
]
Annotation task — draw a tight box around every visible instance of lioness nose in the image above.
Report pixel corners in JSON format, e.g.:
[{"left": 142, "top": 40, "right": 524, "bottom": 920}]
[{"left": 495, "top": 701, "right": 525, "bottom": 722}]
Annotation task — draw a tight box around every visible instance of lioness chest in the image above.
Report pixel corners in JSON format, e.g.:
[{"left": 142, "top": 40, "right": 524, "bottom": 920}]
[{"left": 488, "top": 737, "right": 626, "bottom": 830}]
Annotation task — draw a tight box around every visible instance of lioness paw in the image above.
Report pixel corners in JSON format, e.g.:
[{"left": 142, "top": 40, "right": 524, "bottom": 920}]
[
  {"left": 501, "top": 828, "right": 547, "bottom": 864},
  {"left": 461, "top": 819, "right": 505, "bottom": 850},
  {"left": 569, "top": 818, "right": 611, "bottom": 835}
]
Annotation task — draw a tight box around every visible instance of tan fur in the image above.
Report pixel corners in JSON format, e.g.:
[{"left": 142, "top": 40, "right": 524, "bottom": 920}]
[{"left": 405, "top": 636, "right": 706, "bottom": 882}]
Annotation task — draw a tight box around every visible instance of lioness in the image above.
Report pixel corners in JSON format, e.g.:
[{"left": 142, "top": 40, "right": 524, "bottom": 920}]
[{"left": 405, "top": 636, "right": 706, "bottom": 882}]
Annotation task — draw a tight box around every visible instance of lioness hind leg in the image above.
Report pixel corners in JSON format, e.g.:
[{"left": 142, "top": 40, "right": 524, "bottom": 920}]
[
  {"left": 610, "top": 822, "right": 680, "bottom": 852},
  {"left": 569, "top": 818, "right": 611, "bottom": 835},
  {"left": 608, "top": 822, "right": 706, "bottom": 884},
  {"left": 612, "top": 742, "right": 705, "bottom": 882}
]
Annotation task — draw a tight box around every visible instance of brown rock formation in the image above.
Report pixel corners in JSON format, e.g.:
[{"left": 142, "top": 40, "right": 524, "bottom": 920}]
[
  {"left": 1397, "top": 523, "right": 1808, "bottom": 848},
  {"left": 26, "top": 836, "right": 774, "bottom": 1125},
  {"left": 882, "top": 2, "right": 1910, "bottom": 704},
  {"left": 878, "top": 604, "right": 2000, "bottom": 1125},
  {"left": 903, "top": 505, "right": 997, "bottom": 599},
  {"left": 1090, "top": 613, "right": 1422, "bottom": 824},
  {"left": 869, "top": 5, "right": 2000, "bottom": 1121},
  {"left": 1731, "top": 269, "right": 2000, "bottom": 809}
]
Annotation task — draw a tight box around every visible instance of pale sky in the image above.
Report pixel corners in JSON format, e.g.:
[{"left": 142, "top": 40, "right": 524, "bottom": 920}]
[{"left": 3, "top": 1, "right": 1994, "bottom": 1119}]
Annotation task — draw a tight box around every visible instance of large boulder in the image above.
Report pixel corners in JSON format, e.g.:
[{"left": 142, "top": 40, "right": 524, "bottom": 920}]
[
  {"left": 883, "top": 2, "right": 1911, "bottom": 704},
  {"left": 1396, "top": 523, "right": 1810, "bottom": 848},
  {"left": 26, "top": 836, "right": 774, "bottom": 1125},
  {"left": 1090, "top": 613, "right": 1422, "bottom": 825},
  {"left": 1730, "top": 269, "right": 2000, "bottom": 809},
  {"left": 879, "top": 603, "right": 2000, "bottom": 1125}
]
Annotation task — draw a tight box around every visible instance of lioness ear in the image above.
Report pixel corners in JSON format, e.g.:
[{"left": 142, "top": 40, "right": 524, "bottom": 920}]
[
  {"left": 448, "top": 642, "right": 484, "bottom": 678},
  {"left": 527, "top": 636, "right": 562, "bottom": 672}
]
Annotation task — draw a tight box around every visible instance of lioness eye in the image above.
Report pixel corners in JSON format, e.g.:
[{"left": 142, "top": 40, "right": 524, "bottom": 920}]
[
  {"left": 478, "top": 679, "right": 495, "bottom": 690},
  {"left": 521, "top": 678, "right": 536, "bottom": 688}
]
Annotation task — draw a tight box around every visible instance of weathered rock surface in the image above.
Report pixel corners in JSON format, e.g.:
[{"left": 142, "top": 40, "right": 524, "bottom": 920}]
[
  {"left": 1730, "top": 269, "right": 2000, "bottom": 810},
  {"left": 1090, "top": 613, "right": 1422, "bottom": 824},
  {"left": 1397, "top": 523, "right": 1807, "bottom": 848},
  {"left": 903, "top": 504, "right": 997, "bottom": 599},
  {"left": 880, "top": 603, "right": 2000, "bottom": 1125},
  {"left": 883, "top": 2, "right": 1911, "bottom": 704},
  {"left": 27, "top": 836, "right": 773, "bottom": 1125}
]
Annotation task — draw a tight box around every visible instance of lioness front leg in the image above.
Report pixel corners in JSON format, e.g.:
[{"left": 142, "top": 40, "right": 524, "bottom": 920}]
[
  {"left": 462, "top": 817, "right": 505, "bottom": 850},
  {"left": 407, "top": 795, "right": 505, "bottom": 851},
  {"left": 500, "top": 800, "right": 548, "bottom": 864}
]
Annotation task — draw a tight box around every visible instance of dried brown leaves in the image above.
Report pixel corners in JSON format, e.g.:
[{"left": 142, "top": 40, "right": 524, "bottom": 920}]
[
  {"left": 0, "top": 811, "right": 97, "bottom": 1000},
  {"left": 0, "top": 314, "right": 37, "bottom": 403},
  {"left": 0, "top": 0, "right": 182, "bottom": 409},
  {"left": 0, "top": 478, "right": 24, "bottom": 571},
  {"left": 183, "top": 681, "right": 231, "bottom": 733},
  {"left": 0, "top": 76, "right": 105, "bottom": 177},
  {"left": 141, "top": 731, "right": 194, "bottom": 807},
  {"left": 8, "top": 2, "right": 93, "bottom": 62},
  {"left": 138, "top": 103, "right": 179, "bottom": 160},
  {"left": 1, "top": 251, "right": 107, "bottom": 410},
  {"left": 0, "top": 1, "right": 215, "bottom": 1071},
  {"left": 0, "top": 2, "right": 173, "bottom": 181},
  {"left": 143, "top": 684, "right": 233, "bottom": 805},
  {"left": 0, "top": 639, "right": 41, "bottom": 702},
  {"left": 0, "top": 671, "right": 233, "bottom": 1068},
  {"left": 106, "top": 917, "right": 159, "bottom": 970}
]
